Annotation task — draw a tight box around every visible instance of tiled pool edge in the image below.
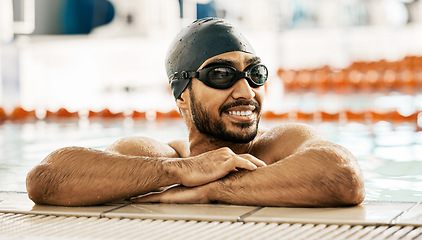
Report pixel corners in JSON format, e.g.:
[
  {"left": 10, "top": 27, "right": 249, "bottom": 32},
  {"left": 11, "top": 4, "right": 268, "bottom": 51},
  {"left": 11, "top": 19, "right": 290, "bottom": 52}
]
[{"left": 0, "top": 191, "right": 420, "bottom": 227}]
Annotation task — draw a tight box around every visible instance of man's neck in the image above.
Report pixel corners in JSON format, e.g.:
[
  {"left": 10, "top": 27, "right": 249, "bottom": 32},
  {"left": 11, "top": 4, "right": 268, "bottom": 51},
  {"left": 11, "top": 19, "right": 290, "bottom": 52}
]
[{"left": 187, "top": 133, "right": 254, "bottom": 157}]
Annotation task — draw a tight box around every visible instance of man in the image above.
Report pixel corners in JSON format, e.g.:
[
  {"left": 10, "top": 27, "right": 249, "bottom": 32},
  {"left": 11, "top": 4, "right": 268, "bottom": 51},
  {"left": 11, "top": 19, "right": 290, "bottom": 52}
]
[{"left": 26, "top": 18, "right": 365, "bottom": 207}]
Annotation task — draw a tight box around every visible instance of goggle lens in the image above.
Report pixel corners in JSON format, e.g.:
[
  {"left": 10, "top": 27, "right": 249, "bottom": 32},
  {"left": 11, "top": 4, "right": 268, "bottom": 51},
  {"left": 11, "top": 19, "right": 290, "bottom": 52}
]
[
  {"left": 250, "top": 65, "right": 268, "bottom": 85},
  {"left": 200, "top": 64, "right": 268, "bottom": 89},
  {"left": 208, "top": 67, "right": 237, "bottom": 87}
]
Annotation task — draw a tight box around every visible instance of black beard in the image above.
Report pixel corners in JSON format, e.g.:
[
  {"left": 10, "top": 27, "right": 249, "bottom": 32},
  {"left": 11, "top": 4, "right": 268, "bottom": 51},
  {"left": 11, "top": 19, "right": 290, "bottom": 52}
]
[{"left": 189, "top": 91, "right": 260, "bottom": 143}]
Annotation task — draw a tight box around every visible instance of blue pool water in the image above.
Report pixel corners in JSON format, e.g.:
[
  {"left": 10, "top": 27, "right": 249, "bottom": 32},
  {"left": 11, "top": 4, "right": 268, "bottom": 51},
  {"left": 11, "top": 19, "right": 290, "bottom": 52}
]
[{"left": 1, "top": 118, "right": 421, "bottom": 202}]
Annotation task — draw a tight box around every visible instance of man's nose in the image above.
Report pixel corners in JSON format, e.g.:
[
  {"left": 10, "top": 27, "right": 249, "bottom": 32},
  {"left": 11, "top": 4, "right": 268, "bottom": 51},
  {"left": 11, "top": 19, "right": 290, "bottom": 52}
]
[{"left": 231, "top": 78, "right": 255, "bottom": 100}]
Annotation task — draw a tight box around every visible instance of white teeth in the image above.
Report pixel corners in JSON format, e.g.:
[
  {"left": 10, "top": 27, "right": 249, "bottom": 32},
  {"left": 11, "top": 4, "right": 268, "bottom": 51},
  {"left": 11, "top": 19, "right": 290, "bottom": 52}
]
[{"left": 228, "top": 111, "right": 253, "bottom": 116}]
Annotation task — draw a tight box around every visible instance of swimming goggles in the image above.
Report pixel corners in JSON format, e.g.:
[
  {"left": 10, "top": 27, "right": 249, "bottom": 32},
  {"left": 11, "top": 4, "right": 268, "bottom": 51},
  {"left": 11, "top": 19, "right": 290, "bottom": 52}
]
[{"left": 170, "top": 63, "right": 268, "bottom": 89}]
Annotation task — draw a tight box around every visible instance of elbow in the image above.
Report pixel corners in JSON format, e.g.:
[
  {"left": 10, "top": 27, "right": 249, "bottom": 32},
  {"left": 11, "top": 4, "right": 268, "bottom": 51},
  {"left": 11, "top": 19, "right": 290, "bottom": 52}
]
[
  {"left": 331, "top": 168, "right": 366, "bottom": 206},
  {"left": 26, "top": 163, "right": 81, "bottom": 206},
  {"left": 337, "top": 179, "right": 365, "bottom": 206},
  {"left": 26, "top": 164, "right": 53, "bottom": 205},
  {"left": 26, "top": 147, "right": 78, "bottom": 206},
  {"left": 320, "top": 145, "right": 366, "bottom": 206},
  {"left": 26, "top": 146, "right": 112, "bottom": 207}
]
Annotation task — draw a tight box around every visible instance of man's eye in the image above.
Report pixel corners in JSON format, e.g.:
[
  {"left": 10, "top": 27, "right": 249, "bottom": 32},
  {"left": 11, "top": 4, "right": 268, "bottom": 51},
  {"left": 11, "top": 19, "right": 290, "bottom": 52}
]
[{"left": 210, "top": 68, "right": 233, "bottom": 79}]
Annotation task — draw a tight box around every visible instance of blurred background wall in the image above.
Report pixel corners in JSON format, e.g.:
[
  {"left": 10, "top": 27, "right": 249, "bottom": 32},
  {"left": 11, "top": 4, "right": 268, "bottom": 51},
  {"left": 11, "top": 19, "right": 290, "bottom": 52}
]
[{"left": 1, "top": 0, "right": 422, "bottom": 124}]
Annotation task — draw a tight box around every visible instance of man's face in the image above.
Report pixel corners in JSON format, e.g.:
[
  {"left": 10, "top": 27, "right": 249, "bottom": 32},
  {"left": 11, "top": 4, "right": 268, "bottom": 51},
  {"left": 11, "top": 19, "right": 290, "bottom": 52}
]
[{"left": 187, "top": 51, "right": 265, "bottom": 143}]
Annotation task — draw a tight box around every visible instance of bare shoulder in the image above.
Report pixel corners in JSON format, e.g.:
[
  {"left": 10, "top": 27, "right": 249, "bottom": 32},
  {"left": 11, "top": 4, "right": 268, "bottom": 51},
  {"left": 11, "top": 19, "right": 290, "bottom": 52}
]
[
  {"left": 258, "top": 123, "right": 324, "bottom": 143},
  {"left": 252, "top": 123, "right": 324, "bottom": 163},
  {"left": 106, "top": 136, "right": 182, "bottom": 158},
  {"left": 168, "top": 139, "right": 190, "bottom": 158}
]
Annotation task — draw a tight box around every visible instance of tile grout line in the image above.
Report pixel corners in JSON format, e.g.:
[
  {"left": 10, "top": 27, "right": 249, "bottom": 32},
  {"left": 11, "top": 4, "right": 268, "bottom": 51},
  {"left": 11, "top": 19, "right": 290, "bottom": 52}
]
[
  {"left": 389, "top": 202, "right": 420, "bottom": 225},
  {"left": 237, "top": 206, "right": 264, "bottom": 222},
  {"left": 99, "top": 203, "right": 131, "bottom": 218}
]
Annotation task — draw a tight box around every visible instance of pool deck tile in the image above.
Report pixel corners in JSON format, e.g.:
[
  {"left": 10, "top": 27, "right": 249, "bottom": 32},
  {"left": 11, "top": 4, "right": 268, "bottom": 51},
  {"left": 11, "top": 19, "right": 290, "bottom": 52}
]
[
  {"left": 104, "top": 203, "right": 257, "bottom": 222},
  {"left": 1, "top": 192, "right": 421, "bottom": 226},
  {"left": 0, "top": 191, "right": 126, "bottom": 218},
  {"left": 395, "top": 202, "right": 422, "bottom": 226},
  {"left": 243, "top": 201, "right": 420, "bottom": 226}
]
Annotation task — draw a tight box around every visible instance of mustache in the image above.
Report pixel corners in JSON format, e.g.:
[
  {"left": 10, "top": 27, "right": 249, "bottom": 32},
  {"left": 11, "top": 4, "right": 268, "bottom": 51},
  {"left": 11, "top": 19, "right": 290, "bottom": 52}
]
[{"left": 219, "top": 99, "right": 261, "bottom": 116}]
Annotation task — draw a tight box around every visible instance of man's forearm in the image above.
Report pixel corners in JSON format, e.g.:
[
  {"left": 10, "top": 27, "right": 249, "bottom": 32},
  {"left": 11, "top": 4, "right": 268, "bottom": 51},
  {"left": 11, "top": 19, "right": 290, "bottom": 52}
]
[
  {"left": 207, "top": 146, "right": 365, "bottom": 207},
  {"left": 26, "top": 146, "right": 264, "bottom": 206},
  {"left": 26, "top": 146, "right": 178, "bottom": 206}
]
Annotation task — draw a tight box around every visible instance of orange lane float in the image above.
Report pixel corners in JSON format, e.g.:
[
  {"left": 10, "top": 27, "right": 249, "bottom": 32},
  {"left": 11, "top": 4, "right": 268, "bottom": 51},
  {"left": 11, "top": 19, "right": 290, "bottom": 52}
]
[
  {"left": 88, "top": 108, "right": 125, "bottom": 118},
  {"left": 296, "top": 111, "right": 314, "bottom": 122},
  {"left": 155, "top": 109, "right": 181, "bottom": 119},
  {"left": 0, "top": 107, "right": 7, "bottom": 121},
  {"left": 278, "top": 55, "right": 422, "bottom": 94},
  {"left": 320, "top": 111, "right": 341, "bottom": 122},
  {"left": 46, "top": 108, "right": 79, "bottom": 118},
  {"left": 9, "top": 107, "right": 36, "bottom": 120},
  {"left": 0, "top": 107, "right": 420, "bottom": 125},
  {"left": 391, "top": 110, "right": 419, "bottom": 123},
  {"left": 345, "top": 110, "right": 367, "bottom": 122},
  {"left": 368, "top": 111, "right": 391, "bottom": 123},
  {"left": 131, "top": 110, "right": 146, "bottom": 119},
  {"left": 277, "top": 69, "right": 297, "bottom": 92},
  {"left": 260, "top": 109, "right": 421, "bottom": 125},
  {"left": 313, "top": 67, "right": 330, "bottom": 94},
  {"left": 261, "top": 111, "right": 289, "bottom": 120}
]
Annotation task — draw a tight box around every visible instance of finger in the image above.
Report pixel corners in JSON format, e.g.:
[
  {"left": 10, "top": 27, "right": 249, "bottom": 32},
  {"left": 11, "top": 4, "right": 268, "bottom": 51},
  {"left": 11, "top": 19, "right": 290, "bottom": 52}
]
[
  {"left": 130, "top": 192, "right": 163, "bottom": 203},
  {"left": 227, "top": 156, "right": 258, "bottom": 171},
  {"left": 239, "top": 154, "right": 267, "bottom": 167},
  {"left": 130, "top": 184, "right": 182, "bottom": 202},
  {"left": 131, "top": 186, "right": 208, "bottom": 204}
]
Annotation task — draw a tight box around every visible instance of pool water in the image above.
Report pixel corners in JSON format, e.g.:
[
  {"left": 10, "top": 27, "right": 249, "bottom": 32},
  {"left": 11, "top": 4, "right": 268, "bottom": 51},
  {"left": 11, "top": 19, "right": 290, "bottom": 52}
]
[{"left": 1, "top": 118, "right": 421, "bottom": 202}]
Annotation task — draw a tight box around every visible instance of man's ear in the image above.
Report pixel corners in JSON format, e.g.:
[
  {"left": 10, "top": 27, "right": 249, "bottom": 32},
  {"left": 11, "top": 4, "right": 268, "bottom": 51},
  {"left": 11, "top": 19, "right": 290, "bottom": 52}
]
[{"left": 176, "top": 89, "right": 190, "bottom": 110}]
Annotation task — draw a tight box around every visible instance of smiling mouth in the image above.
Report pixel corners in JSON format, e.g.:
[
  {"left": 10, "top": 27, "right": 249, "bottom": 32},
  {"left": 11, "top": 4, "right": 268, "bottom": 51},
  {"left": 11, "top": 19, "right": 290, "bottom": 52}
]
[
  {"left": 228, "top": 110, "right": 253, "bottom": 116},
  {"left": 219, "top": 99, "right": 260, "bottom": 117},
  {"left": 224, "top": 105, "right": 257, "bottom": 124}
]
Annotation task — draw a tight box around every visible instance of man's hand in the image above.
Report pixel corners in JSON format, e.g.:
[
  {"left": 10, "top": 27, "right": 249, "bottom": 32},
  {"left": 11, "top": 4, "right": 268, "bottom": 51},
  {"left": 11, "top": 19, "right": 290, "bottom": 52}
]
[
  {"left": 130, "top": 185, "right": 210, "bottom": 204},
  {"left": 171, "top": 147, "right": 266, "bottom": 187}
]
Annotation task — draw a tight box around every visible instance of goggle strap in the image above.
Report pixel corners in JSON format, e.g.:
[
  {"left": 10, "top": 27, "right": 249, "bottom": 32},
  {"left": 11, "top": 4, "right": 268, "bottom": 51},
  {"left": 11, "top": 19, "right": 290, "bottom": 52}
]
[{"left": 170, "top": 71, "right": 198, "bottom": 82}]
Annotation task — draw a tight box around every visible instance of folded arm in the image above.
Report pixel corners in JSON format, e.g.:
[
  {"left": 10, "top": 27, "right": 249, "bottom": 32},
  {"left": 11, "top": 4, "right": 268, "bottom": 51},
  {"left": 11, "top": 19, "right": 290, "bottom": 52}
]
[
  {"left": 26, "top": 145, "right": 178, "bottom": 206},
  {"left": 208, "top": 140, "right": 365, "bottom": 207},
  {"left": 26, "top": 137, "right": 264, "bottom": 206},
  {"left": 133, "top": 124, "right": 365, "bottom": 207}
]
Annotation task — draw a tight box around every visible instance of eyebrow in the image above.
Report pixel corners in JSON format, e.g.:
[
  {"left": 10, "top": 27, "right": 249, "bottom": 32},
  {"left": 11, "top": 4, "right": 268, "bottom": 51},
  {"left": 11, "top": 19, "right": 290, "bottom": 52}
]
[
  {"left": 202, "top": 59, "right": 235, "bottom": 68},
  {"left": 202, "top": 56, "right": 262, "bottom": 69},
  {"left": 247, "top": 56, "right": 261, "bottom": 65}
]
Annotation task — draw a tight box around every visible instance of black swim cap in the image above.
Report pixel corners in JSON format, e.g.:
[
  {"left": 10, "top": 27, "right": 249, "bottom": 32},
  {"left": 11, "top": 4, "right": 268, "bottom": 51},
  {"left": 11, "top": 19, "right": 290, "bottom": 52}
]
[{"left": 166, "top": 17, "right": 256, "bottom": 100}]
